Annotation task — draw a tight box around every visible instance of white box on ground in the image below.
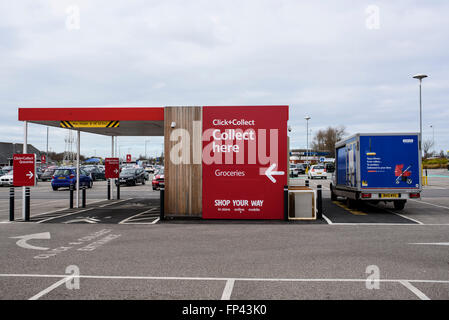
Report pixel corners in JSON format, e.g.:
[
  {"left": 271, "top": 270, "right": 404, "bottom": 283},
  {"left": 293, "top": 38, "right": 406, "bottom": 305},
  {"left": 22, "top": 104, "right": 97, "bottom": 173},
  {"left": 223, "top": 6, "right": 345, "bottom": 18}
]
[{"left": 288, "top": 190, "right": 316, "bottom": 220}]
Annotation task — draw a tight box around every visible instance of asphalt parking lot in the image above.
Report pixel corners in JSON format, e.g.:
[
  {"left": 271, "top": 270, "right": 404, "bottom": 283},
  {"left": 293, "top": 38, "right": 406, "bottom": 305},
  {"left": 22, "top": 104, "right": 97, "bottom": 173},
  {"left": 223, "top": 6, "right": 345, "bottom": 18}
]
[{"left": 0, "top": 169, "right": 448, "bottom": 300}]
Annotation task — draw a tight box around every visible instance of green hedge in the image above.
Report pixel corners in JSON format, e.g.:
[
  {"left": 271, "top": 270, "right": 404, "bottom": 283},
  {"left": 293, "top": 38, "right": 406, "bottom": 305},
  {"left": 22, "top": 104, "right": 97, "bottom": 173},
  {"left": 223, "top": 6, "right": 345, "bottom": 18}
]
[{"left": 423, "top": 158, "right": 448, "bottom": 169}]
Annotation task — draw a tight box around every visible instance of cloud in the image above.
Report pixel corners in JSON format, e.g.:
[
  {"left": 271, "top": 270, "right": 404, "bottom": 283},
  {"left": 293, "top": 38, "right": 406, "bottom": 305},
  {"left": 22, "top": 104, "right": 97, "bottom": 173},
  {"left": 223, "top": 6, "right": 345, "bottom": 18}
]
[{"left": 0, "top": 0, "right": 448, "bottom": 156}]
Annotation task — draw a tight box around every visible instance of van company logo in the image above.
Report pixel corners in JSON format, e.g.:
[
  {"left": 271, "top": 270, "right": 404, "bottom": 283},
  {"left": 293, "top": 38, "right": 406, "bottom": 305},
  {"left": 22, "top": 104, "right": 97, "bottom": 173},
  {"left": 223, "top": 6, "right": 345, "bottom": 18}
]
[{"left": 402, "top": 139, "right": 414, "bottom": 143}]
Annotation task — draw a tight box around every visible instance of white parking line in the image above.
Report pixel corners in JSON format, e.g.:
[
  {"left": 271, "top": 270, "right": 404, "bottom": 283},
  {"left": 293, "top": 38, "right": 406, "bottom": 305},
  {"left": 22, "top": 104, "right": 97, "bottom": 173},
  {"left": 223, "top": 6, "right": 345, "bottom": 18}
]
[
  {"left": 322, "top": 214, "right": 333, "bottom": 224},
  {"left": 29, "top": 276, "right": 74, "bottom": 300},
  {"left": 0, "top": 199, "right": 67, "bottom": 213},
  {"left": 37, "top": 207, "right": 95, "bottom": 223},
  {"left": 119, "top": 207, "right": 158, "bottom": 224},
  {"left": 221, "top": 279, "right": 235, "bottom": 300},
  {"left": 98, "top": 198, "right": 131, "bottom": 208},
  {"left": 410, "top": 199, "right": 449, "bottom": 210},
  {"left": 2, "top": 273, "right": 448, "bottom": 284},
  {"left": 399, "top": 280, "right": 430, "bottom": 300}
]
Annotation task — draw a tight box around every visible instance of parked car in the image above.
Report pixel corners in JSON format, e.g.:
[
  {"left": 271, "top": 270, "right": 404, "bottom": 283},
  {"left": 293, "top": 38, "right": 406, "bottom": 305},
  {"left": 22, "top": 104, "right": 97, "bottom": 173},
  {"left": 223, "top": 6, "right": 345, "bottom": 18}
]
[
  {"left": 41, "top": 166, "right": 58, "bottom": 181},
  {"left": 325, "top": 162, "right": 335, "bottom": 173},
  {"left": 82, "top": 165, "right": 105, "bottom": 181},
  {"left": 0, "top": 170, "right": 13, "bottom": 186},
  {"left": 297, "top": 163, "right": 307, "bottom": 174},
  {"left": 152, "top": 169, "right": 164, "bottom": 190},
  {"left": 116, "top": 167, "right": 146, "bottom": 186},
  {"left": 0, "top": 167, "right": 12, "bottom": 176},
  {"left": 36, "top": 167, "right": 44, "bottom": 181},
  {"left": 308, "top": 164, "right": 327, "bottom": 179},
  {"left": 144, "top": 166, "right": 155, "bottom": 174},
  {"left": 51, "top": 167, "right": 93, "bottom": 190},
  {"left": 289, "top": 164, "right": 299, "bottom": 177}
]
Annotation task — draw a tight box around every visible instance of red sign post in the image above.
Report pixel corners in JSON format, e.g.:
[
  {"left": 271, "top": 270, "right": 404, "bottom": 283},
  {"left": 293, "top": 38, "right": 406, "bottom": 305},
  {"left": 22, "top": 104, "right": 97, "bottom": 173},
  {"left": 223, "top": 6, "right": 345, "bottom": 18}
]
[
  {"left": 13, "top": 154, "right": 36, "bottom": 187},
  {"left": 126, "top": 154, "right": 132, "bottom": 163},
  {"left": 202, "top": 106, "right": 288, "bottom": 219},
  {"left": 105, "top": 158, "right": 120, "bottom": 179}
]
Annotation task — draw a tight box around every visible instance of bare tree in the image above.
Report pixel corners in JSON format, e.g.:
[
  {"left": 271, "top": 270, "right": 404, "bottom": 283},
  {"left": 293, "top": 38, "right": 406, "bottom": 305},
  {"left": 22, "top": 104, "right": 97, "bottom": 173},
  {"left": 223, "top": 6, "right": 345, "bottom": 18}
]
[
  {"left": 311, "top": 126, "right": 347, "bottom": 158},
  {"left": 423, "top": 139, "right": 434, "bottom": 159}
]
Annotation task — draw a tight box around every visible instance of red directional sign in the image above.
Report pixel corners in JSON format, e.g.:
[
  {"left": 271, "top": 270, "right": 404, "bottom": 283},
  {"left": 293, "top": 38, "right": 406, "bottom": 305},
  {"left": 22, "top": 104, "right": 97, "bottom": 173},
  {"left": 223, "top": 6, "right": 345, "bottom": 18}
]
[
  {"left": 202, "top": 106, "right": 288, "bottom": 219},
  {"left": 13, "top": 154, "right": 36, "bottom": 187},
  {"left": 41, "top": 154, "right": 46, "bottom": 164},
  {"left": 105, "top": 158, "right": 120, "bottom": 179},
  {"left": 126, "top": 154, "right": 131, "bottom": 163}
]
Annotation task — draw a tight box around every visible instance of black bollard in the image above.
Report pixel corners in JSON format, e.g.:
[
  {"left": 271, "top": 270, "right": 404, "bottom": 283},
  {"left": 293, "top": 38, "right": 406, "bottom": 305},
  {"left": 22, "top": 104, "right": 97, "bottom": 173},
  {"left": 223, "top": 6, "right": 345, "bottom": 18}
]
[
  {"left": 305, "top": 180, "right": 309, "bottom": 187},
  {"left": 317, "top": 184, "right": 323, "bottom": 219},
  {"left": 69, "top": 184, "right": 74, "bottom": 209},
  {"left": 117, "top": 181, "right": 120, "bottom": 200},
  {"left": 82, "top": 186, "right": 86, "bottom": 208},
  {"left": 9, "top": 187, "right": 14, "bottom": 221},
  {"left": 160, "top": 186, "right": 165, "bottom": 221},
  {"left": 107, "top": 179, "right": 111, "bottom": 200},
  {"left": 284, "top": 185, "right": 289, "bottom": 221},
  {"left": 25, "top": 187, "right": 30, "bottom": 221}
]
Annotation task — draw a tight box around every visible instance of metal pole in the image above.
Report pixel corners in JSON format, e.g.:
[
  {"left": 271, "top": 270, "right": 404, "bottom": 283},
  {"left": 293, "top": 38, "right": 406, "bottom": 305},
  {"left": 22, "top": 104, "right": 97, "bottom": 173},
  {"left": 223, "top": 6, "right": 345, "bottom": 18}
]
[
  {"left": 70, "top": 184, "right": 74, "bottom": 208},
  {"left": 284, "top": 185, "right": 289, "bottom": 221},
  {"left": 46, "top": 127, "right": 49, "bottom": 160},
  {"left": 107, "top": 179, "right": 111, "bottom": 200},
  {"left": 76, "top": 130, "right": 80, "bottom": 208},
  {"left": 419, "top": 79, "right": 422, "bottom": 148},
  {"left": 317, "top": 184, "right": 323, "bottom": 219},
  {"left": 111, "top": 136, "right": 114, "bottom": 200},
  {"left": 306, "top": 119, "right": 309, "bottom": 169},
  {"left": 305, "top": 180, "right": 309, "bottom": 187},
  {"left": 160, "top": 186, "right": 164, "bottom": 220},
  {"left": 82, "top": 187, "right": 86, "bottom": 208},
  {"left": 25, "top": 187, "right": 30, "bottom": 221},
  {"left": 117, "top": 182, "right": 120, "bottom": 200},
  {"left": 9, "top": 187, "right": 14, "bottom": 221},
  {"left": 22, "top": 121, "right": 27, "bottom": 220}
]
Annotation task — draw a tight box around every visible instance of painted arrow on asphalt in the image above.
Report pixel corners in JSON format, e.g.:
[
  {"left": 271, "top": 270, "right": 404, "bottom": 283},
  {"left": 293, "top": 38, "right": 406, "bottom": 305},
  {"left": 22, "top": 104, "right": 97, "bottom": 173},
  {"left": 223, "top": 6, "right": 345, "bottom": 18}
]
[
  {"left": 409, "top": 242, "right": 449, "bottom": 246},
  {"left": 26, "top": 171, "right": 34, "bottom": 179},
  {"left": 10, "top": 232, "right": 51, "bottom": 250},
  {"left": 260, "top": 163, "right": 285, "bottom": 183}
]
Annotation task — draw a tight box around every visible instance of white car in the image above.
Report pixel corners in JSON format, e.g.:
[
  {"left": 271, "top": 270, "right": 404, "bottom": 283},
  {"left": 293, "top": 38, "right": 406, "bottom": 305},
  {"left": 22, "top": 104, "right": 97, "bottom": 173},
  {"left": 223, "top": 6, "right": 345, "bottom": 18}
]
[
  {"left": 308, "top": 165, "right": 327, "bottom": 179},
  {"left": 0, "top": 170, "right": 13, "bottom": 186}
]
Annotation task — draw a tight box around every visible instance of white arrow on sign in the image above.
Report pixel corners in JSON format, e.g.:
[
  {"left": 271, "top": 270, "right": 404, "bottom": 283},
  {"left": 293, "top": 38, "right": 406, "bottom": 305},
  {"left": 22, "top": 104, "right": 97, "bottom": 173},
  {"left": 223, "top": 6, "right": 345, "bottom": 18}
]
[
  {"left": 114, "top": 169, "right": 119, "bottom": 174},
  {"left": 26, "top": 171, "right": 34, "bottom": 179},
  {"left": 260, "top": 163, "right": 285, "bottom": 183},
  {"left": 409, "top": 242, "right": 449, "bottom": 246},
  {"left": 10, "top": 232, "right": 51, "bottom": 251}
]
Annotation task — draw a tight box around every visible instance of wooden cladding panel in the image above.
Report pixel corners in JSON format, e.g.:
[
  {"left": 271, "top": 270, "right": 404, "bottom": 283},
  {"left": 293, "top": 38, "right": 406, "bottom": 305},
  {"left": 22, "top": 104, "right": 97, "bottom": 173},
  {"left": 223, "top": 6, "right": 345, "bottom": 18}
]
[{"left": 164, "top": 107, "right": 202, "bottom": 216}]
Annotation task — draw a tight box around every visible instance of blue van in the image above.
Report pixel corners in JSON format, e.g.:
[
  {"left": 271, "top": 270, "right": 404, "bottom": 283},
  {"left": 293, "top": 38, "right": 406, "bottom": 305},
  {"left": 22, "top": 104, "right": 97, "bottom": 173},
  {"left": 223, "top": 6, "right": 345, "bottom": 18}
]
[{"left": 51, "top": 167, "right": 93, "bottom": 191}]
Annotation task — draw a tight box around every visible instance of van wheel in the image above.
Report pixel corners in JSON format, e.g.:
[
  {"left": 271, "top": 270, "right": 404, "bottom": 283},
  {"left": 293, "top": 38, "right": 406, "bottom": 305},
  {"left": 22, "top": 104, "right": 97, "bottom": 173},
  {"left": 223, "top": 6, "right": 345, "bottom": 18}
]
[
  {"left": 346, "top": 198, "right": 358, "bottom": 209},
  {"left": 52, "top": 186, "right": 58, "bottom": 191},
  {"left": 394, "top": 200, "right": 406, "bottom": 210}
]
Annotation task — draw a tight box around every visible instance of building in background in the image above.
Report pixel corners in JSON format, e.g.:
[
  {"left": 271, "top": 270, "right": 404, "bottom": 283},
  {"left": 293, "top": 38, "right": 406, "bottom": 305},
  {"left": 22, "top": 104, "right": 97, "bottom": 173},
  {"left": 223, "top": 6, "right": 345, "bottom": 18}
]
[
  {"left": 289, "top": 149, "right": 333, "bottom": 164},
  {"left": 0, "top": 142, "right": 42, "bottom": 166}
]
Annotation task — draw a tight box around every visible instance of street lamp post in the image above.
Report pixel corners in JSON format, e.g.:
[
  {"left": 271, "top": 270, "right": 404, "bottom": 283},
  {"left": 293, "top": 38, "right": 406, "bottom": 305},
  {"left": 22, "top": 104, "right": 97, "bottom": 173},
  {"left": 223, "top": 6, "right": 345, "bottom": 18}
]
[
  {"left": 430, "top": 125, "right": 435, "bottom": 155},
  {"left": 145, "top": 139, "right": 150, "bottom": 160},
  {"left": 304, "top": 116, "right": 311, "bottom": 168},
  {"left": 412, "top": 74, "right": 428, "bottom": 154}
]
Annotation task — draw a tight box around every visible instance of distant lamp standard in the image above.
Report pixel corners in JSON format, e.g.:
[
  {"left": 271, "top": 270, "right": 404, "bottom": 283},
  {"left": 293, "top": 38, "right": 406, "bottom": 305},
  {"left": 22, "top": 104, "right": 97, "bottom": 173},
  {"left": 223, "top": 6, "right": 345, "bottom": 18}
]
[
  {"left": 412, "top": 74, "right": 428, "bottom": 153},
  {"left": 145, "top": 139, "right": 150, "bottom": 160},
  {"left": 304, "top": 116, "right": 311, "bottom": 168},
  {"left": 430, "top": 125, "right": 435, "bottom": 154}
]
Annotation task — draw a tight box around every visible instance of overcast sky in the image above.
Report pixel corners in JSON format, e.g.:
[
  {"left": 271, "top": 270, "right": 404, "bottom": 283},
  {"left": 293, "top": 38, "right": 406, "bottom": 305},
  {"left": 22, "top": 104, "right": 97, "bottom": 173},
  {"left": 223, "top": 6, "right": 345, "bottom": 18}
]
[{"left": 1, "top": 0, "right": 448, "bottom": 159}]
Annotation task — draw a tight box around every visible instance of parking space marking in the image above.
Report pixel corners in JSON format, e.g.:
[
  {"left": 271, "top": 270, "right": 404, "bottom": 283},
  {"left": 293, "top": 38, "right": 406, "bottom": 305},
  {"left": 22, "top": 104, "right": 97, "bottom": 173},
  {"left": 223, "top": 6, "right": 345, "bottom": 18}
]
[
  {"left": 322, "top": 214, "right": 333, "bottom": 224},
  {"left": 332, "top": 201, "right": 367, "bottom": 215},
  {"left": 118, "top": 207, "right": 158, "bottom": 224},
  {"left": 365, "top": 204, "right": 424, "bottom": 225},
  {"left": 0, "top": 199, "right": 68, "bottom": 213},
  {"left": 98, "top": 198, "right": 132, "bottom": 208},
  {"left": 29, "top": 276, "right": 74, "bottom": 300},
  {"left": 36, "top": 207, "right": 96, "bottom": 223},
  {"left": 410, "top": 199, "right": 449, "bottom": 210},
  {"left": 221, "top": 279, "right": 235, "bottom": 300},
  {"left": 399, "top": 280, "right": 430, "bottom": 300}
]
